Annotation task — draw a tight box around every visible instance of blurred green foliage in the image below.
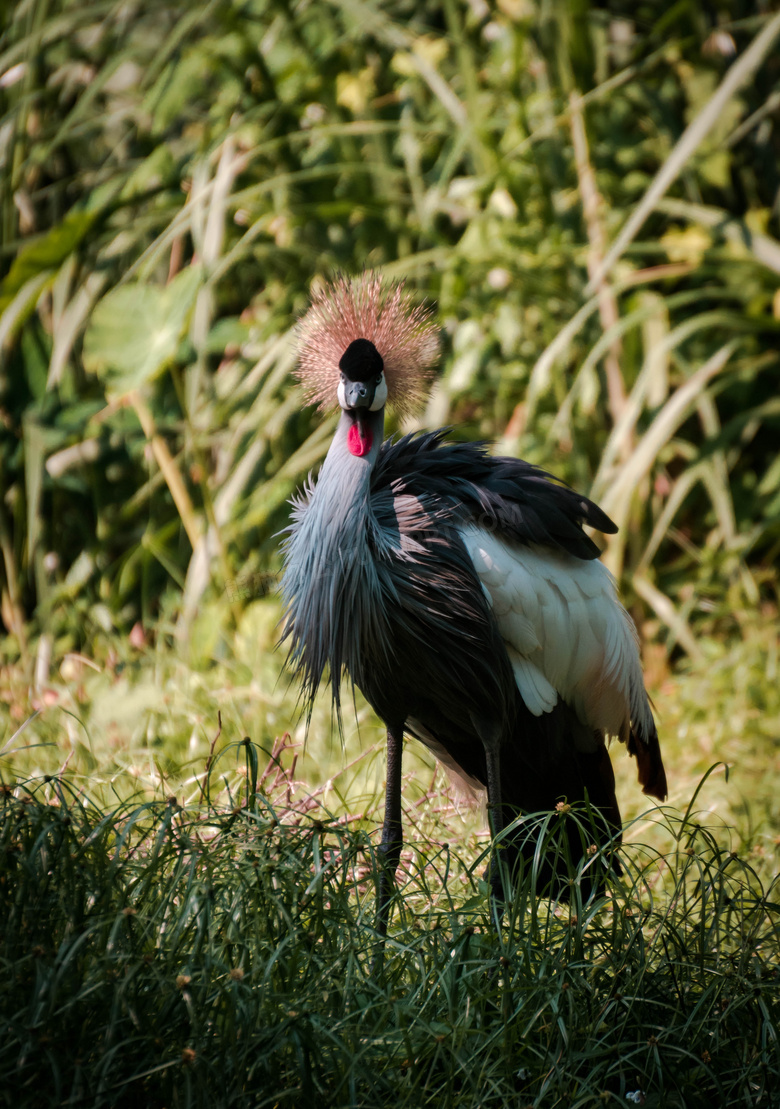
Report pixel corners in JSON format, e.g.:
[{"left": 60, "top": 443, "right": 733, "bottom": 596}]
[{"left": 1, "top": 0, "right": 780, "bottom": 668}]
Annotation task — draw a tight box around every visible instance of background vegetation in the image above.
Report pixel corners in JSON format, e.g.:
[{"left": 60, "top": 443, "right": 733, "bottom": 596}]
[{"left": 1, "top": 0, "right": 780, "bottom": 1105}]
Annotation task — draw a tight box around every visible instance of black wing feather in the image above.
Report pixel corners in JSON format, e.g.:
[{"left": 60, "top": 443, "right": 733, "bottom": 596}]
[{"left": 372, "top": 431, "right": 616, "bottom": 560}]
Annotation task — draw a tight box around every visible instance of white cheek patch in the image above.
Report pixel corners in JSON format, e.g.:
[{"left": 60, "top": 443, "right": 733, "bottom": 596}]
[
  {"left": 337, "top": 380, "right": 347, "bottom": 409},
  {"left": 370, "top": 375, "right": 388, "bottom": 411}
]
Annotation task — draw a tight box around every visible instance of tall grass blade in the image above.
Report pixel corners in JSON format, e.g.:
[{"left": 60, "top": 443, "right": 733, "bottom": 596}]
[{"left": 586, "top": 10, "right": 780, "bottom": 293}]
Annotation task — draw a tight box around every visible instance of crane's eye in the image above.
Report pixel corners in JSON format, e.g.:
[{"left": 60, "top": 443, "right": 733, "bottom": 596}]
[
  {"left": 375, "top": 374, "right": 382, "bottom": 385},
  {"left": 340, "top": 372, "right": 346, "bottom": 383}
]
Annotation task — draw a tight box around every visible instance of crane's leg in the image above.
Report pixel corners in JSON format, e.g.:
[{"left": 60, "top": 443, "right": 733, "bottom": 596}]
[
  {"left": 484, "top": 739, "right": 509, "bottom": 909},
  {"left": 376, "top": 721, "right": 404, "bottom": 939},
  {"left": 484, "top": 742, "right": 505, "bottom": 842},
  {"left": 475, "top": 719, "right": 512, "bottom": 915}
]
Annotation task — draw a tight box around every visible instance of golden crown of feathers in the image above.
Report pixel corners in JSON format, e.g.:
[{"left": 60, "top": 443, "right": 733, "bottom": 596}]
[{"left": 295, "top": 273, "right": 440, "bottom": 416}]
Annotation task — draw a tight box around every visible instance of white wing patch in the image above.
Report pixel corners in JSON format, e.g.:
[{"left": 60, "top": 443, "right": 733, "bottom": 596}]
[{"left": 459, "top": 525, "right": 653, "bottom": 746}]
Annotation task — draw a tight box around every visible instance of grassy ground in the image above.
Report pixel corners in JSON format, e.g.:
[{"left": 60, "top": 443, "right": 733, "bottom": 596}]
[{"left": 1, "top": 604, "right": 779, "bottom": 1107}]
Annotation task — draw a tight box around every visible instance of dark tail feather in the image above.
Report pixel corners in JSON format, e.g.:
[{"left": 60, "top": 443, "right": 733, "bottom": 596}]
[
  {"left": 629, "top": 720, "right": 667, "bottom": 801},
  {"left": 494, "top": 702, "right": 624, "bottom": 896}
]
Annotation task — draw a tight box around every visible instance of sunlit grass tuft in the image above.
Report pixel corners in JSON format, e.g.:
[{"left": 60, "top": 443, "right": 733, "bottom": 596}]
[{"left": 1, "top": 761, "right": 778, "bottom": 1108}]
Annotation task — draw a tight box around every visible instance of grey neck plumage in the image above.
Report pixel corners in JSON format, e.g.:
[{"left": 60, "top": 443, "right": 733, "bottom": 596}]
[{"left": 280, "top": 407, "right": 387, "bottom": 720}]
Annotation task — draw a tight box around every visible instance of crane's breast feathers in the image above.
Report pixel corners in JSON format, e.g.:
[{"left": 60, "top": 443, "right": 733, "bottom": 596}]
[{"left": 458, "top": 524, "right": 653, "bottom": 746}]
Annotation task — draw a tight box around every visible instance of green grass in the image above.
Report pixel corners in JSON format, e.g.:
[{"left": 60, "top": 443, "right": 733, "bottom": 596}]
[
  {"left": 2, "top": 609, "right": 780, "bottom": 1107},
  {"left": 1, "top": 768, "right": 778, "bottom": 1108}
]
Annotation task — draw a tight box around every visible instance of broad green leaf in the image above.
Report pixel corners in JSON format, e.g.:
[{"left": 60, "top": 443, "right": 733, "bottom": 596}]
[
  {"left": 82, "top": 266, "right": 203, "bottom": 394},
  {"left": 0, "top": 211, "right": 96, "bottom": 310}
]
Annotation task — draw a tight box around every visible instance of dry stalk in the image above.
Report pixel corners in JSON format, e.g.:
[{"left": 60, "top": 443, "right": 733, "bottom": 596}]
[{"left": 570, "top": 89, "right": 629, "bottom": 451}]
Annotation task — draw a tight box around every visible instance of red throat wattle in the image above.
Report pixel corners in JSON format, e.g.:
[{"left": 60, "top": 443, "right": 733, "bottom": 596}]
[{"left": 347, "top": 422, "right": 373, "bottom": 457}]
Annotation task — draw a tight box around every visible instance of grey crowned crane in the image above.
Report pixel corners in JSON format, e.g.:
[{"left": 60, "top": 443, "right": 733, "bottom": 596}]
[{"left": 281, "top": 274, "right": 667, "bottom": 930}]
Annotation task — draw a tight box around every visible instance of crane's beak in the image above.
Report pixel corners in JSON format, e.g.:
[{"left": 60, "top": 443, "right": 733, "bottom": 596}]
[
  {"left": 339, "top": 374, "right": 386, "bottom": 458},
  {"left": 342, "top": 379, "right": 375, "bottom": 409}
]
